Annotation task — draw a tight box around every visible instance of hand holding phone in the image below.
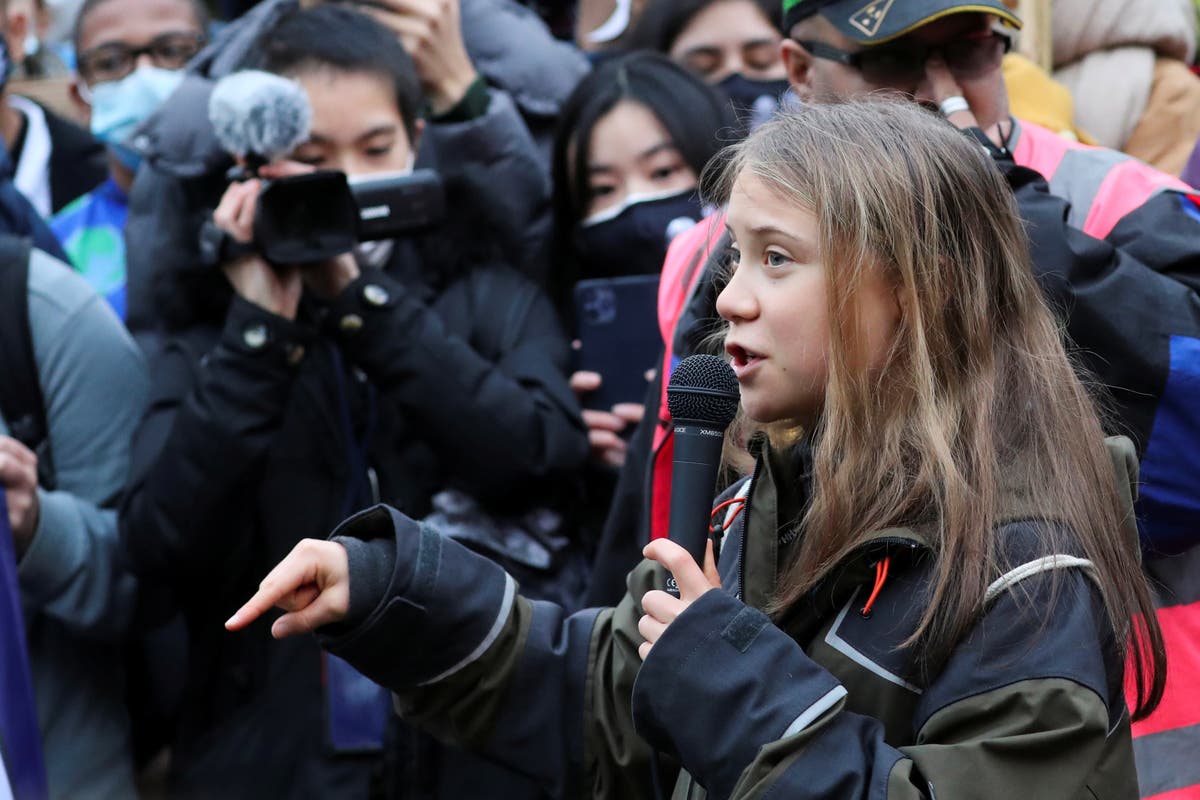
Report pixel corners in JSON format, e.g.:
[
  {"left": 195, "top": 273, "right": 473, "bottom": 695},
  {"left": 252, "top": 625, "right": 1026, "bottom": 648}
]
[
  {"left": 573, "top": 274, "right": 661, "bottom": 412},
  {"left": 570, "top": 370, "right": 646, "bottom": 468}
]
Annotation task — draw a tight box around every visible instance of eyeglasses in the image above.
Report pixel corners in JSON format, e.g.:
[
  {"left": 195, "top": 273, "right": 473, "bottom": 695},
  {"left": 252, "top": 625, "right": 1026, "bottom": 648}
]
[
  {"left": 792, "top": 30, "right": 1011, "bottom": 87},
  {"left": 78, "top": 32, "right": 206, "bottom": 86}
]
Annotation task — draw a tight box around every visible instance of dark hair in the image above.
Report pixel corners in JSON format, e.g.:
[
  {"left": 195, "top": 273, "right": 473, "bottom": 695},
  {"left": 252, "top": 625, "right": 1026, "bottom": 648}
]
[
  {"left": 253, "top": 4, "right": 424, "bottom": 143},
  {"left": 549, "top": 51, "right": 735, "bottom": 307},
  {"left": 72, "top": 0, "right": 210, "bottom": 56},
  {"left": 625, "top": 0, "right": 781, "bottom": 54}
]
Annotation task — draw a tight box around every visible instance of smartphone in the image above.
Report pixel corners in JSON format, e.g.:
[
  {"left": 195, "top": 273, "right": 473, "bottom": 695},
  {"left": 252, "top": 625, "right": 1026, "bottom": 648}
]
[{"left": 573, "top": 274, "right": 661, "bottom": 411}]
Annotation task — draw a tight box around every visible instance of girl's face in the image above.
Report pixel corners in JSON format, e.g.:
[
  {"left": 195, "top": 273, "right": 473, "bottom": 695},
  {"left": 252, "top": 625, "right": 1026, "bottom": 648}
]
[
  {"left": 669, "top": 0, "right": 786, "bottom": 84},
  {"left": 582, "top": 100, "right": 697, "bottom": 219},
  {"left": 717, "top": 173, "right": 899, "bottom": 426},
  {"left": 290, "top": 69, "right": 418, "bottom": 178}
]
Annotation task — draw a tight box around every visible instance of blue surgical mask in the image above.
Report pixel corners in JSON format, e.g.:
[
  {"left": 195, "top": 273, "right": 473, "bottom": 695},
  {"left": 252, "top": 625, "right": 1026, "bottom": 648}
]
[{"left": 87, "top": 66, "right": 184, "bottom": 170}]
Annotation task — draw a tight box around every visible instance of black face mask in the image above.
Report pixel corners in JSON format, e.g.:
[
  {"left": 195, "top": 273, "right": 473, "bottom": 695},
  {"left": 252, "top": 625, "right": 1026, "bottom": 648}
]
[
  {"left": 573, "top": 189, "right": 705, "bottom": 281},
  {"left": 717, "top": 74, "right": 791, "bottom": 132}
]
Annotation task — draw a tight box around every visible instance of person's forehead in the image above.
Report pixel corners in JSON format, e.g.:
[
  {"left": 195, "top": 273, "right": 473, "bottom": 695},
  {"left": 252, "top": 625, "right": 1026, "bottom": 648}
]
[
  {"left": 298, "top": 69, "right": 406, "bottom": 134},
  {"left": 586, "top": 100, "right": 675, "bottom": 165},
  {"left": 79, "top": 0, "right": 200, "bottom": 51},
  {"left": 674, "top": 0, "right": 780, "bottom": 51}
]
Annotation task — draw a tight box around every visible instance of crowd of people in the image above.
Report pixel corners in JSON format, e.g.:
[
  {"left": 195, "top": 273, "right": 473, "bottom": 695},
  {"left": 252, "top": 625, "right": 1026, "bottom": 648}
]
[{"left": 1, "top": 0, "right": 1199, "bottom": 798}]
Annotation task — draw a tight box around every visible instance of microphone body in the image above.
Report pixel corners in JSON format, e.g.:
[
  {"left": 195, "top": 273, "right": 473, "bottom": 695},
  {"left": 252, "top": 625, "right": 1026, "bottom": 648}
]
[
  {"left": 665, "top": 355, "right": 740, "bottom": 585},
  {"left": 668, "top": 419, "right": 730, "bottom": 568}
]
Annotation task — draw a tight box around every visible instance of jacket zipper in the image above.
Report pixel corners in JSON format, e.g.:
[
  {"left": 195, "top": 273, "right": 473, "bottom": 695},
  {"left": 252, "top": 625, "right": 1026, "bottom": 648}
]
[{"left": 737, "top": 457, "right": 763, "bottom": 601}]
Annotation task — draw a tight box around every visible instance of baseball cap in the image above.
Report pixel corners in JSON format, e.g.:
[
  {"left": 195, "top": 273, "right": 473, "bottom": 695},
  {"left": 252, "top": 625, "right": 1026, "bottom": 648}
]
[{"left": 782, "top": 0, "right": 1022, "bottom": 44}]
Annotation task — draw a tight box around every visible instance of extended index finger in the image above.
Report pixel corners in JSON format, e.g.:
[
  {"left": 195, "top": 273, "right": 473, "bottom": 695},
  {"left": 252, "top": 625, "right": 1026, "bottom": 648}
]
[{"left": 225, "top": 550, "right": 315, "bottom": 631}]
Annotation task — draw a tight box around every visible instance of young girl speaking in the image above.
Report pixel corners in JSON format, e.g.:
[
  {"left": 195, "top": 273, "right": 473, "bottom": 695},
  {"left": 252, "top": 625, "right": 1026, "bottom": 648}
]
[{"left": 227, "top": 98, "right": 1165, "bottom": 799}]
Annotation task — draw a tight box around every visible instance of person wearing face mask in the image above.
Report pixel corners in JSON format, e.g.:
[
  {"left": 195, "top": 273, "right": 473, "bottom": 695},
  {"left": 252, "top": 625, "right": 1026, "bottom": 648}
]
[
  {"left": 626, "top": 0, "right": 791, "bottom": 131},
  {"left": 118, "top": 6, "right": 588, "bottom": 798},
  {"left": 551, "top": 53, "right": 731, "bottom": 454},
  {"left": 47, "top": 0, "right": 207, "bottom": 321},
  {"left": 547, "top": 52, "right": 733, "bottom": 604}
]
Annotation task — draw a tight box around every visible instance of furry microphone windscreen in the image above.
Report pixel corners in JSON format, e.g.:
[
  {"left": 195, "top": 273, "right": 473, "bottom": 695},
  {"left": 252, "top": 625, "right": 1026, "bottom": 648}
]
[{"left": 208, "top": 70, "right": 313, "bottom": 163}]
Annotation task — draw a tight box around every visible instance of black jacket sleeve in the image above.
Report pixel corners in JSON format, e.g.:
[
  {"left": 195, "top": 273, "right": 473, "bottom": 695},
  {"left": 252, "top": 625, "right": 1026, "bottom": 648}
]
[
  {"left": 1003, "top": 164, "right": 1200, "bottom": 455},
  {"left": 120, "top": 297, "right": 311, "bottom": 589},
  {"left": 323, "top": 268, "right": 588, "bottom": 505}
]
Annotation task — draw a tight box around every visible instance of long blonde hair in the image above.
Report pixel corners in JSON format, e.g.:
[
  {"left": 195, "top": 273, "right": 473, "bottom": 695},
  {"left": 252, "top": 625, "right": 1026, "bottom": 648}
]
[{"left": 705, "top": 98, "right": 1165, "bottom": 718}]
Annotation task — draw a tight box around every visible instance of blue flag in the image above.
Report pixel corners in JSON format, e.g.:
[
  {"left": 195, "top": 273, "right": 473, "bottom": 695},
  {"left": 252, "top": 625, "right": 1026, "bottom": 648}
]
[{"left": 0, "top": 492, "right": 48, "bottom": 800}]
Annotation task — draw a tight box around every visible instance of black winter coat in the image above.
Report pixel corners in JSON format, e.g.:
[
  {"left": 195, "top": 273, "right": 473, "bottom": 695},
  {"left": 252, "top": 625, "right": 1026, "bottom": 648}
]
[{"left": 119, "top": 242, "right": 588, "bottom": 798}]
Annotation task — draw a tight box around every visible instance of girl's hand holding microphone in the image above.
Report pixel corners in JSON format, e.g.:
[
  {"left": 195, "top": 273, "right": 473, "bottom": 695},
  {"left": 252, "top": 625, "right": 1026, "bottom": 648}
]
[
  {"left": 225, "top": 539, "right": 351, "bottom": 638},
  {"left": 637, "top": 538, "right": 720, "bottom": 661}
]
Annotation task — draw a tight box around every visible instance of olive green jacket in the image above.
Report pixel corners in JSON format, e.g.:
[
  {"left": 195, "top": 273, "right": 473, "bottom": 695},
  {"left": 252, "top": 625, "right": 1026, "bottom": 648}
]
[{"left": 322, "top": 437, "right": 1142, "bottom": 799}]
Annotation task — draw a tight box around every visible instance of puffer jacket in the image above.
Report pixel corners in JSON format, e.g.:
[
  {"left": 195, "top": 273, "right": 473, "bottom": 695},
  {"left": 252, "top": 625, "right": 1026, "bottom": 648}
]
[
  {"left": 120, "top": 239, "right": 588, "bottom": 798},
  {"left": 1052, "top": 0, "right": 1200, "bottom": 175},
  {"left": 317, "top": 436, "right": 1142, "bottom": 799}
]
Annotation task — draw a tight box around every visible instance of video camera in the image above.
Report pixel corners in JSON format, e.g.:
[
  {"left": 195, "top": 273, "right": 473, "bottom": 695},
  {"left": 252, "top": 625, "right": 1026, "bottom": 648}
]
[
  {"left": 251, "top": 168, "right": 444, "bottom": 265},
  {"left": 203, "top": 68, "right": 445, "bottom": 267}
]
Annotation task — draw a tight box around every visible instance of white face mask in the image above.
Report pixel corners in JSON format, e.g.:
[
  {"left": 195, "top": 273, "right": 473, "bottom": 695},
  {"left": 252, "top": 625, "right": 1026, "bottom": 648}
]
[{"left": 348, "top": 154, "right": 414, "bottom": 270}]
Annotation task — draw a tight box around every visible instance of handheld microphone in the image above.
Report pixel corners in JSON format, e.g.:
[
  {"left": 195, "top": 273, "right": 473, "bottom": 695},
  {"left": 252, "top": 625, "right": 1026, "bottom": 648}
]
[
  {"left": 208, "top": 70, "right": 312, "bottom": 173},
  {"left": 665, "top": 354, "right": 740, "bottom": 583}
]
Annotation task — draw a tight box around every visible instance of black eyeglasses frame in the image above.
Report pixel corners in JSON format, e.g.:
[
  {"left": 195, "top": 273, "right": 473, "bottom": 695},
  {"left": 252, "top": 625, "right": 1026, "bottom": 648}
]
[{"left": 791, "top": 30, "right": 1012, "bottom": 86}]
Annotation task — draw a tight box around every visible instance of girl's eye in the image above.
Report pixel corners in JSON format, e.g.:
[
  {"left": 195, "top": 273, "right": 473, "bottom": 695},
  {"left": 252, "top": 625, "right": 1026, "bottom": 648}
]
[
  {"left": 366, "top": 147, "right": 392, "bottom": 158},
  {"left": 293, "top": 154, "right": 324, "bottom": 167},
  {"left": 589, "top": 184, "right": 615, "bottom": 198},
  {"left": 651, "top": 165, "right": 679, "bottom": 180},
  {"left": 766, "top": 251, "right": 791, "bottom": 268}
]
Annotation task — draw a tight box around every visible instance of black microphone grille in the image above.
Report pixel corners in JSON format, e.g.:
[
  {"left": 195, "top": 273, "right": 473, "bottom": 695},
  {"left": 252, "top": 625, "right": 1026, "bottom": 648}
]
[{"left": 667, "top": 354, "right": 740, "bottom": 426}]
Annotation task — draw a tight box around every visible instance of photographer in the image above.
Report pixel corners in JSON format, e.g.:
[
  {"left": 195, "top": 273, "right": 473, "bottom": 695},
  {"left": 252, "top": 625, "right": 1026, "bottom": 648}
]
[
  {"left": 123, "top": 0, "right": 585, "bottom": 339},
  {"left": 118, "top": 6, "right": 587, "bottom": 797}
]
